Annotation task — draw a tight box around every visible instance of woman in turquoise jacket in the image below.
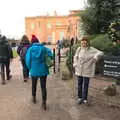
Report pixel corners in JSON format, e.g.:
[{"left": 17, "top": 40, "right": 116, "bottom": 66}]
[{"left": 25, "top": 35, "right": 53, "bottom": 110}]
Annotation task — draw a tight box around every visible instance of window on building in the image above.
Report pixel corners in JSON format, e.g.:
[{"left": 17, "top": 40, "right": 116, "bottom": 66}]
[
  {"left": 48, "top": 35, "right": 52, "bottom": 42},
  {"left": 47, "top": 23, "right": 51, "bottom": 29},
  {"left": 38, "top": 22, "right": 40, "bottom": 28},
  {"left": 39, "top": 28, "right": 41, "bottom": 33},
  {"left": 56, "top": 22, "right": 61, "bottom": 26},
  {"left": 52, "top": 32, "right": 56, "bottom": 43},
  {"left": 31, "top": 23, "right": 35, "bottom": 30},
  {"left": 68, "top": 20, "right": 71, "bottom": 24},
  {"left": 60, "top": 31, "right": 64, "bottom": 40}
]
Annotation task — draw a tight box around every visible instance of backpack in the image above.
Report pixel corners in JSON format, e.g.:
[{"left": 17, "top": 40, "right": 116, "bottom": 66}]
[
  {"left": 20, "top": 46, "right": 28, "bottom": 60},
  {"left": 44, "top": 53, "right": 53, "bottom": 68},
  {"left": 44, "top": 48, "right": 53, "bottom": 68},
  {"left": 0, "top": 43, "right": 10, "bottom": 60}
]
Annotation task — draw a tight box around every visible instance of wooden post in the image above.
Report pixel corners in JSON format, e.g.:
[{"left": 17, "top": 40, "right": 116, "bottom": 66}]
[
  {"left": 53, "top": 48, "right": 56, "bottom": 73},
  {"left": 58, "top": 48, "right": 61, "bottom": 64},
  {"left": 70, "top": 38, "right": 74, "bottom": 76},
  {"left": 58, "top": 48, "right": 61, "bottom": 72}
]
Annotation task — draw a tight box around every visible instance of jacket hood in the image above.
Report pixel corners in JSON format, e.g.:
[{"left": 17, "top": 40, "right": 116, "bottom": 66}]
[{"left": 31, "top": 43, "right": 44, "bottom": 59}]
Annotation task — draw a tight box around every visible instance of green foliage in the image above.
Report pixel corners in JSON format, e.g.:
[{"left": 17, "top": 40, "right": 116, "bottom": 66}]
[
  {"left": 90, "top": 34, "right": 120, "bottom": 74},
  {"left": 66, "top": 44, "right": 80, "bottom": 75},
  {"left": 62, "top": 39, "right": 70, "bottom": 48},
  {"left": 90, "top": 34, "right": 112, "bottom": 52},
  {"left": 106, "top": 44, "right": 120, "bottom": 56},
  {"left": 89, "top": 34, "right": 110, "bottom": 74},
  {"left": 90, "top": 34, "right": 120, "bottom": 56},
  {"left": 108, "top": 21, "right": 120, "bottom": 42},
  {"left": 66, "top": 49, "right": 73, "bottom": 75},
  {"left": 62, "top": 70, "right": 70, "bottom": 80},
  {"left": 104, "top": 84, "right": 116, "bottom": 96},
  {"left": 79, "top": 0, "right": 120, "bottom": 34}
]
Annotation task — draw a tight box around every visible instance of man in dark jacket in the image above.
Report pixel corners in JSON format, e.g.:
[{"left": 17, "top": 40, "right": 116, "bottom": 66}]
[{"left": 0, "top": 35, "right": 13, "bottom": 84}]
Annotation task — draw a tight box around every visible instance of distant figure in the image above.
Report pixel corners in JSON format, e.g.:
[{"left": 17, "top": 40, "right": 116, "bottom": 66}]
[
  {"left": 0, "top": 35, "right": 13, "bottom": 84},
  {"left": 17, "top": 35, "right": 31, "bottom": 82},
  {"left": 25, "top": 35, "right": 53, "bottom": 110},
  {"left": 73, "top": 36, "right": 104, "bottom": 105},
  {"left": 57, "top": 40, "right": 63, "bottom": 50},
  {"left": 57, "top": 40, "right": 63, "bottom": 57},
  {"left": 70, "top": 37, "right": 74, "bottom": 46}
]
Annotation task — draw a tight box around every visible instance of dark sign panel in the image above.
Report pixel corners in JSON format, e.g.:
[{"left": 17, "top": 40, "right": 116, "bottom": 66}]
[{"left": 103, "top": 56, "right": 120, "bottom": 79}]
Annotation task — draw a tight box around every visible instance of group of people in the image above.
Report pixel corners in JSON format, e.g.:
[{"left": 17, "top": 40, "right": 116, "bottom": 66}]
[
  {"left": 17, "top": 34, "right": 53, "bottom": 110},
  {"left": 0, "top": 34, "right": 104, "bottom": 110},
  {"left": 0, "top": 34, "right": 53, "bottom": 110}
]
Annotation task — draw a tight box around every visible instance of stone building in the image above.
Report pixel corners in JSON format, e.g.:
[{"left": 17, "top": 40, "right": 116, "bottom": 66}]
[{"left": 25, "top": 10, "right": 81, "bottom": 44}]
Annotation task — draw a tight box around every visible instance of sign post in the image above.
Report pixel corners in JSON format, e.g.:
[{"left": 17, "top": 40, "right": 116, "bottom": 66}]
[{"left": 103, "top": 55, "right": 120, "bottom": 85}]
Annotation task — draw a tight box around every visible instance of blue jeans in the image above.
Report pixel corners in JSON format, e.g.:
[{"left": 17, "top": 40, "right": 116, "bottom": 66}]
[{"left": 77, "top": 76, "right": 90, "bottom": 100}]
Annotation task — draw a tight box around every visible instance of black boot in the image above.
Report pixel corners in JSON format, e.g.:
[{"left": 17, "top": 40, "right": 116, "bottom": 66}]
[
  {"left": 2, "top": 81, "right": 6, "bottom": 85},
  {"left": 7, "top": 75, "right": 12, "bottom": 80},
  {"left": 42, "top": 101, "right": 46, "bottom": 110},
  {"left": 1, "top": 71, "right": 5, "bottom": 84}
]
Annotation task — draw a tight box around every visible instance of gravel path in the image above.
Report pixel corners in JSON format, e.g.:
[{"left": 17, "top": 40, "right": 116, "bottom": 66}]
[{"left": 0, "top": 58, "right": 120, "bottom": 120}]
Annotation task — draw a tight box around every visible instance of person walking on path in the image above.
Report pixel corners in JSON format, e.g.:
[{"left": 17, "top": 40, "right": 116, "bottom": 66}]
[
  {"left": 73, "top": 36, "right": 104, "bottom": 105},
  {"left": 25, "top": 35, "right": 53, "bottom": 110},
  {"left": 0, "top": 35, "right": 13, "bottom": 84},
  {"left": 17, "top": 35, "right": 31, "bottom": 82}
]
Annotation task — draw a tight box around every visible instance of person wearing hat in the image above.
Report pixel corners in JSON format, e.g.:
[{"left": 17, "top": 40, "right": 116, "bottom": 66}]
[
  {"left": 0, "top": 35, "right": 13, "bottom": 84},
  {"left": 17, "top": 35, "right": 31, "bottom": 82},
  {"left": 73, "top": 36, "right": 104, "bottom": 105},
  {"left": 25, "top": 34, "right": 53, "bottom": 110}
]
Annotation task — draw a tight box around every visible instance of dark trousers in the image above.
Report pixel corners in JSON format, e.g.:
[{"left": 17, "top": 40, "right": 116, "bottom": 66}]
[
  {"left": 21, "top": 59, "right": 29, "bottom": 78},
  {"left": 0, "top": 60, "right": 10, "bottom": 81},
  {"left": 32, "top": 76, "right": 47, "bottom": 102},
  {"left": 77, "top": 76, "right": 90, "bottom": 100}
]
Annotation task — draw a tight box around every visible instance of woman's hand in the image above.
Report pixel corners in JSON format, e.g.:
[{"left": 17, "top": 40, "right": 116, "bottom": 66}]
[{"left": 92, "top": 58, "right": 97, "bottom": 63}]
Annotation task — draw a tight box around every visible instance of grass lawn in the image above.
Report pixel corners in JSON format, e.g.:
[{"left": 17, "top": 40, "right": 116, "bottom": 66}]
[{"left": 12, "top": 49, "right": 18, "bottom": 58}]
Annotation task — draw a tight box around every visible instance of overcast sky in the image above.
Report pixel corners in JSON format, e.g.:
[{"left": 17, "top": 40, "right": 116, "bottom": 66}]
[{"left": 0, "top": 0, "right": 86, "bottom": 39}]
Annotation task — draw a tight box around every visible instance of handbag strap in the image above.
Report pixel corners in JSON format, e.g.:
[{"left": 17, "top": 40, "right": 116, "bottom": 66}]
[{"left": 76, "top": 47, "right": 81, "bottom": 59}]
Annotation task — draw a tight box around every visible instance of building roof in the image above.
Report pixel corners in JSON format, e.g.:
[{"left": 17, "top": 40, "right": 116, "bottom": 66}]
[{"left": 25, "top": 10, "right": 81, "bottom": 19}]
